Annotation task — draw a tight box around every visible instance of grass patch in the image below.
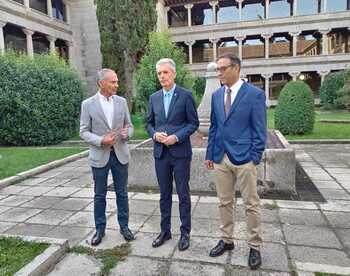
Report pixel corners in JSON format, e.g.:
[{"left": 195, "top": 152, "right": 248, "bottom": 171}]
[
  {"left": 69, "top": 243, "right": 131, "bottom": 276},
  {"left": 263, "top": 201, "right": 279, "bottom": 210},
  {"left": 0, "top": 147, "right": 86, "bottom": 180},
  {"left": 0, "top": 236, "right": 49, "bottom": 276},
  {"left": 268, "top": 108, "right": 350, "bottom": 140},
  {"left": 131, "top": 113, "right": 149, "bottom": 140}
]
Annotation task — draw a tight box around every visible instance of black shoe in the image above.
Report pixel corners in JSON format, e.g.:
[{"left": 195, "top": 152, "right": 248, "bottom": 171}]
[
  {"left": 178, "top": 233, "right": 190, "bottom": 251},
  {"left": 209, "top": 240, "right": 234, "bottom": 257},
  {"left": 248, "top": 248, "right": 262, "bottom": 270},
  {"left": 120, "top": 228, "right": 135, "bottom": 241},
  {"left": 152, "top": 231, "right": 172, "bottom": 248},
  {"left": 91, "top": 231, "right": 105, "bottom": 246}
]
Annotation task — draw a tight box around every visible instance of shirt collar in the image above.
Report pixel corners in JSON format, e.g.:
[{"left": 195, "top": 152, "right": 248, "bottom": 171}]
[
  {"left": 227, "top": 79, "right": 243, "bottom": 93},
  {"left": 163, "top": 84, "right": 176, "bottom": 96},
  {"left": 98, "top": 91, "right": 113, "bottom": 102}
]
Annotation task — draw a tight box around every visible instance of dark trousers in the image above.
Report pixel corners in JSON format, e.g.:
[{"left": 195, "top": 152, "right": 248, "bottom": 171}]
[
  {"left": 155, "top": 149, "right": 191, "bottom": 235},
  {"left": 92, "top": 150, "right": 129, "bottom": 233}
]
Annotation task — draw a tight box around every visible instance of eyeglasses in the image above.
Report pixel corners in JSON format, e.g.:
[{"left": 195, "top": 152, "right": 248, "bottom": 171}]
[{"left": 215, "top": 64, "right": 234, "bottom": 73}]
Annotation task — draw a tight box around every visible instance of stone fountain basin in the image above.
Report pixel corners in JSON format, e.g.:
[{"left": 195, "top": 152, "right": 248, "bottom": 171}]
[{"left": 128, "top": 130, "right": 295, "bottom": 194}]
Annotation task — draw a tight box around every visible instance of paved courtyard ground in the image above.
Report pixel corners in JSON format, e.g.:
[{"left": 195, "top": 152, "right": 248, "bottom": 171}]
[{"left": 0, "top": 144, "right": 350, "bottom": 275}]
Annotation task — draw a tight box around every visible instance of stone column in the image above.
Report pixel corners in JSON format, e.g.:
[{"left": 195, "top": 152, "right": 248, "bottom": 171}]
[
  {"left": 156, "top": 0, "right": 168, "bottom": 31},
  {"left": 22, "top": 28, "right": 34, "bottom": 57},
  {"left": 289, "top": 71, "right": 300, "bottom": 81},
  {"left": 262, "top": 33, "right": 271, "bottom": 59},
  {"left": 262, "top": 73, "right": 273, "bottom": 106},
  {"left": 237, "top": 0, "right": 243, "bottom": 21},
  {"left": 209, "top": 1, "right": 218, "bottom": 24},
  {"left": 265, "top": 0, "right": 269, "bottom": 19},
  {"left": 47, "top": 0, "right": 53, "bottom": 17},
  {"left": 184, "top": 4, "right": 193, "bottom": 27},
  {"left": 318, "top": 70, "right": 330, "bottom": 83},
  {"left": 320, "top": 29, "right": 330, "bottom": 55},
  {"left": 323, "top": 0, "right": 327, "bottom": 13},
  {"left": 289, "top": 31, "right": 300, "bottom": 57},
  {"left": 67, "top": 41, "right": 74, "bottom": 66},
  {"left": 24, "top": 0, "right": 30, "bottom": 10},
  {"left": 0, "top": 21, "right": 6, "bottom": 56},
  {"left": 236, "top": 35, "right": 246, "bottom": 60},
  {"left": 210, "top": 38, "right": 219, "bottom": 61},
  {"left": 185, "top": 40, "right": 195, "bottom": 64},
  {"left": 47, "top": 35, "right": 56, "bottom": 54},
  {"left": 165, "top": 7, "right": 170, "bottom": 28},
  {"left": 293, "top": 0, "right": 298, "bottom": 16},
  {"left": 63, "top": 0, "right": 71, "bottom": 24}
]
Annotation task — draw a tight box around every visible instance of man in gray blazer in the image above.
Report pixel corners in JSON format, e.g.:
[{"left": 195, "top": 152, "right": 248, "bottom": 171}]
[{"left": 80, "top": 68, "right": 135, "bottom": 246}]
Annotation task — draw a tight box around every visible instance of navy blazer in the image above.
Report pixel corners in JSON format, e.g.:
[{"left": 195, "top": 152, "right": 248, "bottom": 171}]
[
  {"left": 205, "top": 82, "right": 267, "bottom": 165},
  {"left": 147, "top": 85, "right": 199, "bottom": 159}
]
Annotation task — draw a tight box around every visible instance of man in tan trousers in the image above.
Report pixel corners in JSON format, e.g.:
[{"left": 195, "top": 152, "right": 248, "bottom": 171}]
[{"left": 204, "top": 53, "right": 267, "bottom": 270}]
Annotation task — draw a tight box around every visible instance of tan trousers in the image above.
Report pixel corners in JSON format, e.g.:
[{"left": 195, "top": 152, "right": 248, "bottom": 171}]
[{"left": 213, "top": 154, "right": 262, "bottom": 250}]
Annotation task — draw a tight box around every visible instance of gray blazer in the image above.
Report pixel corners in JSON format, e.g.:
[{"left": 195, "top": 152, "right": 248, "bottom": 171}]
[{"left": 79, "top": 93, "right": 134, "bottom": 167}]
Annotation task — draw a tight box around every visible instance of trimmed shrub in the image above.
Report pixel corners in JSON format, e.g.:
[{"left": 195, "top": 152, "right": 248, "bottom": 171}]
[
  {"left": 319, "top": 71, "right": 345, "bottom": 109},
  {"left": 275, "top": 81, "right": 315, "bottom": 135},
  {"left": 134, "top": 31, "right": 194, "bottom": 113},
  {"left": 0, "top": 52, "right": 85, "bottom": 146},
  {"left": 335, "top": 70, "right": 350, "bottom": 111}
]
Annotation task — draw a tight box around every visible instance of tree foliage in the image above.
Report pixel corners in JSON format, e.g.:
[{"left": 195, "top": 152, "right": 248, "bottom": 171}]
[
  {"left": 134, "top": 31, "right": 194, "bottom": 112},
  {"left": 335, "top": 70, "right": 350, "bottom": 111},
  {"left": 275, "top": 81, "right": 315, "bottom": 135},
  {"left": 96, "top": 0, "right": 157, "bottom": 108},
  {"left": 0, "top": 52, "right": 84, "bottom": 146},
  {"left": 319, "top": 71, "right": 346, "bottom": 110}
]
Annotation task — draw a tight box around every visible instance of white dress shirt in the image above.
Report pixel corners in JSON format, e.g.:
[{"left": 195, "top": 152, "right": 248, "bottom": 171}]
[
  {"left": 224, "top": 78, "right": 244, "bottom": 106},
  {"left": 98, "top": 92, "right": 114, "bottom": 128}
]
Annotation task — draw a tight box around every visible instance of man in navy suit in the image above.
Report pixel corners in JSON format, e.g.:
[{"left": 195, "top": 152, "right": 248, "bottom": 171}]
[
  {"left": 205, "top": 54, "right": 267, "bottom": 270},
  {"left": 147, "top": 58, "right": 199, "bottom": 251}
]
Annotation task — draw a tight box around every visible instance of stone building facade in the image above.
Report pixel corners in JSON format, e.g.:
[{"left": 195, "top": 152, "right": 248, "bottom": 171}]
[
  {"left": 0, "top": 0, "right": 102, "bottom": 95},
  {"left": 157, "top": 0, "right": 350, "bottom": 105}
]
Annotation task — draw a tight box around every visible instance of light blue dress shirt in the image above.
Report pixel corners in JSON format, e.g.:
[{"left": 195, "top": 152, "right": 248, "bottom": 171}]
[{"left": 163, "top": 84, "right": 176, "bottom": 118}]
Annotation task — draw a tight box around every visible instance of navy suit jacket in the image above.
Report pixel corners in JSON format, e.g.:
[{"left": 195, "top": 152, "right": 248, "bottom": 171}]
[
  {"left": 205, "top": 81, "right": 267, "bottom": 165},
  {"left": 147, "top": 85, "right": 199, "bottom": 159}
]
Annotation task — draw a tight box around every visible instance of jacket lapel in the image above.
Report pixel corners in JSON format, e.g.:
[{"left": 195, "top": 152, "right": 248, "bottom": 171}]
[
  {"left": 217, "top": 86, "right": 226, "bottom": 123},
  {"left": 111, "top": 95, "right": 118, "bottom": 129},
  {"left": 93, "top": 93, "right": 110, "bottom": 129},
  {"left": 166, "top": 86, "right": 179, "bottom": 121},
  {"left": 226, "top": 82, "right": 247, "bottom": 121},
  {"left": 157, "top": 90, "right": 167, "bottom": 121}
]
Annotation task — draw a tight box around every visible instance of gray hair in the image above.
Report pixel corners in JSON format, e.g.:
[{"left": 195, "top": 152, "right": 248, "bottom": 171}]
[
  {"left": 156, "top": 58, "right": 176, "bottom": 72},
  {"left": 97, "top": 68, "right": 114, "bottom": 82}
]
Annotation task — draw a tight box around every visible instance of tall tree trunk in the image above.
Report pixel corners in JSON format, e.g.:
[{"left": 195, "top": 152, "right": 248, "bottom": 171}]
[{"left": 123, "top": 50, "right": 134, "bottom": 111}]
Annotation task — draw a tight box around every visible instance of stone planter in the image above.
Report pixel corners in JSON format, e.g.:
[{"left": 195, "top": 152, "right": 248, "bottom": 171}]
[{"left": 128, "top": 130, "right": 296, "bottom": 195}]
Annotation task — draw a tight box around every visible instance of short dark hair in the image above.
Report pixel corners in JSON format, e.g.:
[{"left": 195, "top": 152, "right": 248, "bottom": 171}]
[{"left": 216, "top": 53, "right": 241, "bottom": 68}]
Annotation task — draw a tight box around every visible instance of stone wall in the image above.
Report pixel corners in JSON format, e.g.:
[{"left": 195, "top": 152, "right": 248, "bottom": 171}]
[{"left": 69, "top": 0, "right": 102, "bottom": 96}]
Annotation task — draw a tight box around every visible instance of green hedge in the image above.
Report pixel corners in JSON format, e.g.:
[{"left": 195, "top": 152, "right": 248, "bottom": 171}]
[
  {"left": 319, "top": 71, "right": 345, "bottom": 109},
  {"left": 0, "top": 53, "right": 85, "bottom": 146},
  {"left": 275, "top": 81, "right": 315, "bottom": 135}
]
